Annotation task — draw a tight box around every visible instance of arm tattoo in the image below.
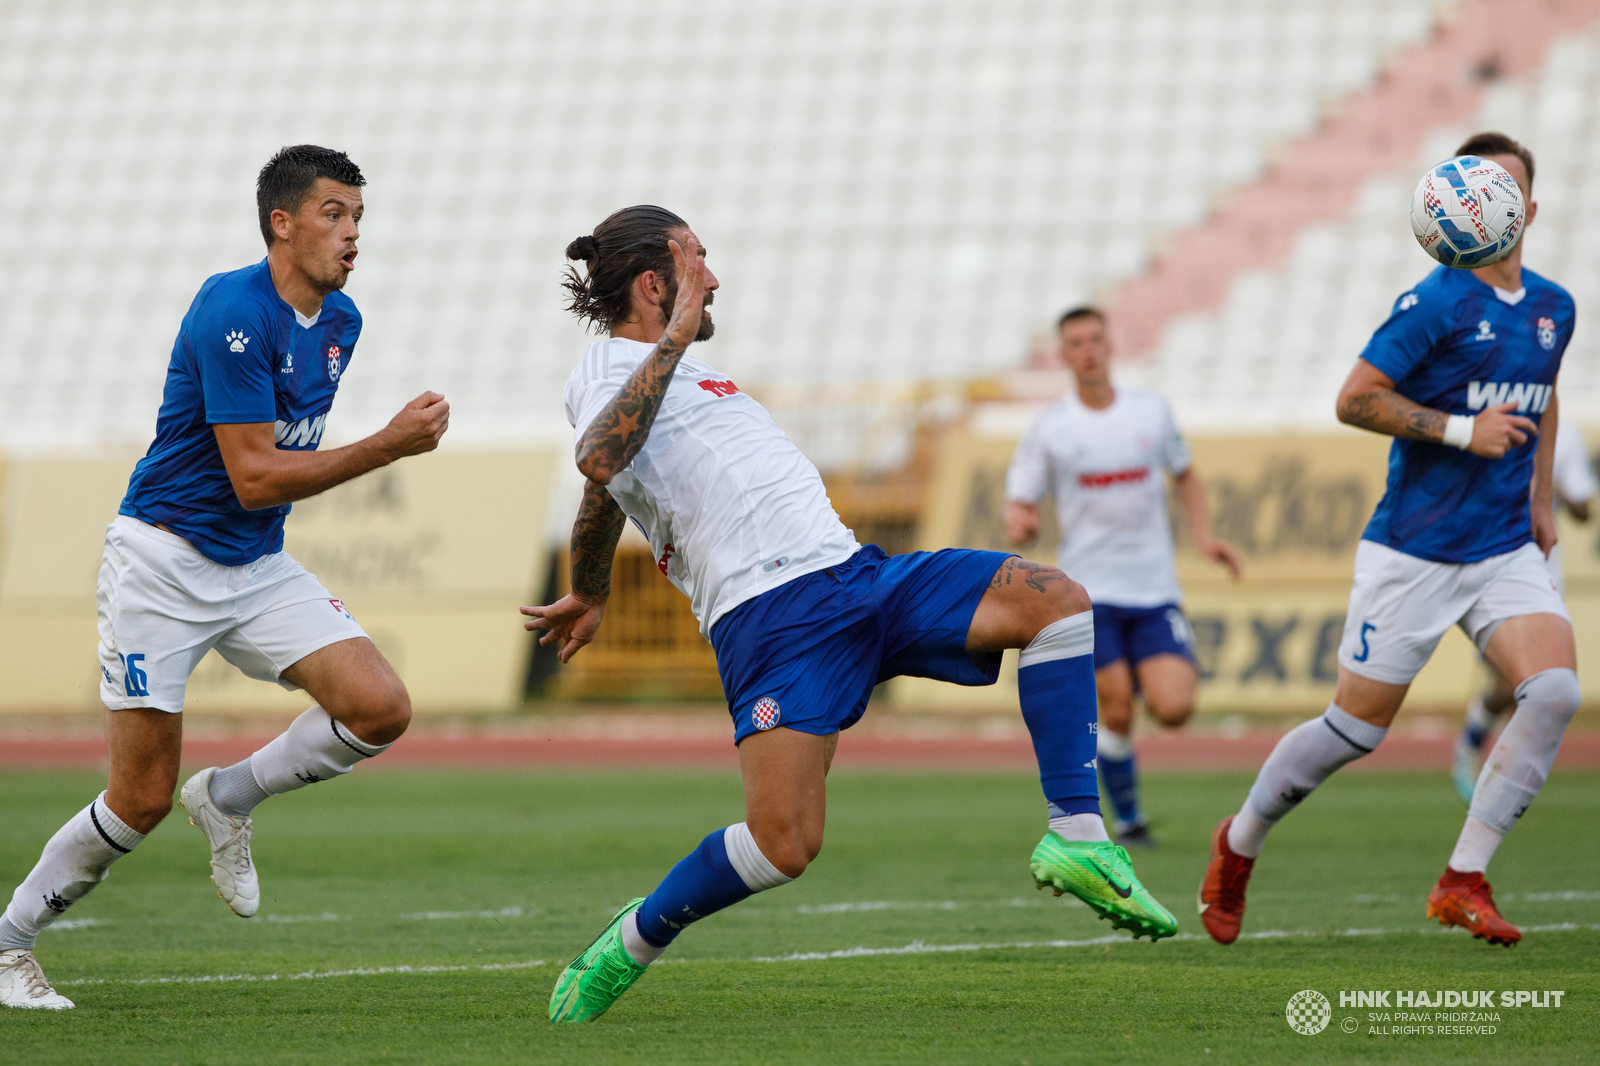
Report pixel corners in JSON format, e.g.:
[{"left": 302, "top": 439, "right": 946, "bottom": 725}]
[
  {"left": 1338, "top": 389, "right": 1447, "bottom": 443},
  {"left": 575, "top": 334, "right": 688, "bottom": 482},
  {"left": 570, "top": 478, "right": 625, "bottom": 601},
  {"left": 988, "top": 556, "right": 1066, "bottom": 595}
]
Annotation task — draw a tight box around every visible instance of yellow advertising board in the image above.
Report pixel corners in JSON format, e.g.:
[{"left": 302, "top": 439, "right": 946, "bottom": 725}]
[
  {"left": 0, "top": 450, "right": 559, "bottom": 714},
  {"left": 899, "top": 424, "right": 1592, "bottom": 713}
]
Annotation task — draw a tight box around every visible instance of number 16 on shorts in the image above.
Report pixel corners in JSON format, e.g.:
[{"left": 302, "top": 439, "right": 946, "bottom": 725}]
[{"left": 117, "top": 652, "right": 149, "bottom": 698}]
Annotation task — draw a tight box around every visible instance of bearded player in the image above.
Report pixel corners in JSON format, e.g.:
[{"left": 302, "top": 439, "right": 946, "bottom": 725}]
[
  {"left": 1005, "top": 306, "right": 1241, "bottom": 847},
  {"left": 525, "top": 206, "right": 1178, "bottom": 1024},
  {"left": 0, "top": 146, "right": 448, "bottom": 1010},
  {"left": 1199, "top": 133, "right": 1575, "bottom": 948}
]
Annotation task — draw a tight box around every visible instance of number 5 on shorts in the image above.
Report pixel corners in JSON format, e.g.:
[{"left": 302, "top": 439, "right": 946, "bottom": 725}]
[{"left": 1352, "top": 622, "right": 1376, "bottom": 663}]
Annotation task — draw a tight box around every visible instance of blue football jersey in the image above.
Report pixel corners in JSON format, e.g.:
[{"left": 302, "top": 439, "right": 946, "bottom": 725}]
[
  {"left": 119, "top": 259, "right": 360, "bottom": 566},
  {"left": 1360, "top": 265, "right": 1573, "bottom": 564}
]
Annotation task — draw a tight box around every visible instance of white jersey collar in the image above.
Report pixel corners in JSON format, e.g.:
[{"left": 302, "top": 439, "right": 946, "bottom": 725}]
[{"left": 1492, "top": 286, "right": 1526, "bottom": 306}]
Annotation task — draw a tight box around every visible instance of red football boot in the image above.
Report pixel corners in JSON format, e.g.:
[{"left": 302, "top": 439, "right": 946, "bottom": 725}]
[
  {"left": 1198, "top": 816, "right": 1255, "bottom": 945},
  {"left": 1427, "top": 869, "right": 1520, "bottom": 946}
]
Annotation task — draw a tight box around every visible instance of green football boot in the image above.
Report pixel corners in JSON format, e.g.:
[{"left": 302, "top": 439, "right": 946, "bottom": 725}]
[
  {"left": 548, "top": 898, "right": 650, "bottom": 1023},
  {"left": 1030, "top": 831, "right": 1178, "bottom": 941}
]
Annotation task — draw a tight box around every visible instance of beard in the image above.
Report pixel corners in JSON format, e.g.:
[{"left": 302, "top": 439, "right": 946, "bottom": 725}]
[{"left": 663, "top": 280, "right": 716, "bottom": 341}]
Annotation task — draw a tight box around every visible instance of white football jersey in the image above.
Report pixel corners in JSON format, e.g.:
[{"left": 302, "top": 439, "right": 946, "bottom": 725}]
[
  {"left": 564, "top": 338, "right": 859, "bottom": 637},
  {"left": 1005, "top": 387, "right": 1192, "bottom": 607},
  {"left": 1545, "top": 417, "right": 1597, "bottom": 590}
]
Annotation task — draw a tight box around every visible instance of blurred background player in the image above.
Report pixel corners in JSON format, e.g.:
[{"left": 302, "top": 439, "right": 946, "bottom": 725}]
[
  {"left": 525, "top": 207, "right": 1178, "bottom": 1024},
  {"left": 1003, "top": 307, "right": 1241, "bottom": 847},
  {"left": 0, "top": 146, "right": 449, "bottom": 1009},
  {"left": 1199, "top": 133, "right": 1577, "bottom": 949},
  {"left": 1454, "top": 418, "right": 1596, "bottom": 801}
]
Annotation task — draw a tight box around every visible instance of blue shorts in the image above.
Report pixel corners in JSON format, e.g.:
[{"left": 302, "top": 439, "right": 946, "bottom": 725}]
[
  {"left": 1091, "top": 602, "right": 1196, "bottom": 672},
  {"left": 711, "top": 545, "right": 1011, "bottom": 743}
]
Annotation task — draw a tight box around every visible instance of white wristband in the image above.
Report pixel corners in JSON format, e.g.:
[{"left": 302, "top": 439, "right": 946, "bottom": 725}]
[{"left": 1443, "top": 414, "right": 1475, "bottom": 451}]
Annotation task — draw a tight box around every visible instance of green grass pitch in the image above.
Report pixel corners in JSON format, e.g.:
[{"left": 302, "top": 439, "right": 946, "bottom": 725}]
[{"left": 2, "top": 767, "right": 1595, "bottom": 1064}]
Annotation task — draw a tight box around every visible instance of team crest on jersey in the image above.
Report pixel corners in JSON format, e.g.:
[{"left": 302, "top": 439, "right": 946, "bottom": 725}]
[
  {"left": 1537, "top": 317, "right": 1557, "bottom": 351},
  {"left": 752, "top": 697, "right": 781, "bottom": 731},
  {"left": 327, "top": 346, "right": 343, "bottom": 381},
  {"left": 329, "top": 598, "right": 353, "bottom": 620}
]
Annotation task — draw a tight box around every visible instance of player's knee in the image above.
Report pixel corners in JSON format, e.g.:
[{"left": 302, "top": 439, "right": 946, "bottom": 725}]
[
  {"left": 116, "top": 789, "right": 173, "bottom": 834},
  {"left": 1519, "top": 667, "right": 1580, "bottom": 723},
  {"left": 757, "top": 827, "right": 822, "bottom": 880},
  {"left": 1051, "top": 576, "right": 1092, "bottom": 620},
  {"left": 1148, "top": 699, "right": 1195, "bottom": 728},
  {"left": 342, "top": 676, "right": 411, "bottom": 747}
]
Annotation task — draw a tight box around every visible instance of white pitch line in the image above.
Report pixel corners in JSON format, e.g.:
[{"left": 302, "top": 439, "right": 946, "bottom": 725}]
[
  {"left": 60, "top": 959, "right": 547, "bottom": 988},
  {"left": 62, "top": 922, "right": 1600, "bottom": 989}
]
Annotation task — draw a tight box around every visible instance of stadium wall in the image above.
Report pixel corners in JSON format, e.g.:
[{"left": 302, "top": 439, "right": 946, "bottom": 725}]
[{"left": 5, "top": 432, "right": 1598, "bottom": 716}]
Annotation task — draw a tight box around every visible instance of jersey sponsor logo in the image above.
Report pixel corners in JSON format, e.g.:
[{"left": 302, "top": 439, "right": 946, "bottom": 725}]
[
  {"left": 274, "top": 412, "right": 328, "bottom": 447},
  {"left": 696, "top": 378, "right": 739, "bottom": 398},
  {"left": 1537, "top": 317, "right": 1557, "bottom": 351},
  {"left": 1397, "top": 292, "right": 1419, "bottom": 312},
  {"left": 119, "top": 652, "right": 149, "bottom": 698},
  {"left": 1465, "top": 381, "right": 1553, "bottom": 414},
  {"left": 657, "top": 542, "right": 676, "bottom": 575},
  {"left": 226, "top": 330, "right": 251, "bottom": 353},
  {"left": 329, "top": 598, "right": 353, "bottom": 620},
  {"left": 327, "top": 345, "right": 343, "bottom": 381},
  {"left": 1474, "top": 319, "right": 1496, "bottom": 341},
  {"left": 1079, "top": 466, "right": 1150, "bottom": 489},
  {"left": 752, "top": 697, "right": 781, "bottom": 731}
]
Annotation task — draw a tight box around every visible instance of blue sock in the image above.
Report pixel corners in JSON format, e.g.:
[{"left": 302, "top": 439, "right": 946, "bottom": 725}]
[
  {"left": 1017, "top": 613, "right": 1101, "bottom": 818},
  {"left": 635, "top": 828, "right": 756, "bottom": 948},
  {"left": 1097, "top": 742, "right": 1143, "bottom": 829}
]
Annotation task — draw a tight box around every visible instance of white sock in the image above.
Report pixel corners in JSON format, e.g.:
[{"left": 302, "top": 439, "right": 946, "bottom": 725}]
[
  {"left": 248, "top": 705, "right": 392, "bottom": 797},
  {"left": 1448, "top": 814, "right": 1504, "bottom": 874},
  {"left": 621, "top": 910, "right": 667, "bottom": 966},
  {"left": 1234, "top": 703, "right": 1386, "bottom": 857},
  {"left": 2, "top": 792, "right": 144, "bottom": 947},
  {"left": 1227, "top": 805, "right": 1271, "bottom": 859},
  {"left": 1096, "top": 729, "right": 1134, "bottom": 760},
  {"left": 1458, "top": 668, "right": 1580, "bottom": 869},
  {"left": 1049, "top": 813, "right": 1109, "bottom": 842}
]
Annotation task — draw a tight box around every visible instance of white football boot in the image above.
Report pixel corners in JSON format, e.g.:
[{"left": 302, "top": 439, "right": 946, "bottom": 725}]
[
  {"left": 179, "top": 767, "right": 260, "bottom": 918},
  {"left": 0, "top": 950, "right": 74, "bottom": 1010}
]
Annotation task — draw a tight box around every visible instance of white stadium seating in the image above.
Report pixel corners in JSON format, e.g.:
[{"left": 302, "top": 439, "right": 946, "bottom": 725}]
[
  {"left": 0, "top": 0, "right": 1450, "bottom": 465},
  {"left": 1139, "top": 23, "right": 1600, "bottom": 432}
]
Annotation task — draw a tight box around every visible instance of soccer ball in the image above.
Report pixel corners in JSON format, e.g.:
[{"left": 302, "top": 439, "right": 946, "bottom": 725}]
[{"left": 1410, "top": 156, "right": 1525, "bottom": 268}]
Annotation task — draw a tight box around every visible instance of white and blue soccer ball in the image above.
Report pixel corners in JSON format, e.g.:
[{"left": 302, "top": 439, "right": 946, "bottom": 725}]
[{"left": 1410, "top": 155, "right": 1525, "bottom": 269}]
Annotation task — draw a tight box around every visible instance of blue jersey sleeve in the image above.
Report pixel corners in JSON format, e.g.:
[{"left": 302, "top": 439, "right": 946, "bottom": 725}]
[
  {"left": 1359, "top": 286, "right": 1454, "bottom": 384},
  {"left": 192, "top": 295, "right": 277, "bottom": 424}
]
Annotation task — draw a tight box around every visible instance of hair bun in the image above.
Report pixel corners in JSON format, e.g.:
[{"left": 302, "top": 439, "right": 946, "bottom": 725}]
[{"left": 566, "top": 234, "right": 599, "bottom": 263}]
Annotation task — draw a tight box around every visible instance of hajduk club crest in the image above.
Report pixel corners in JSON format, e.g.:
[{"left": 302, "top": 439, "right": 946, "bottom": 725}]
[
  {"left": 1537, "top": 317, "right": 1557, "bottom": 351},
  {"left": 752, "top": 697, "right": 781, "bottom": 731},
  {"left": 327, "top": 345, "right": 343, "bottom": 381}
]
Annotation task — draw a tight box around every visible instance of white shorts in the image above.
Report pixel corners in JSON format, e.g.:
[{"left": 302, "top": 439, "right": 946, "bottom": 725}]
[
  {"left": 97, "top": 516, "right": 368, "bottom": 712},
  {"left": 1337, "top": 540, "right": 1569, "bottom": 686}
]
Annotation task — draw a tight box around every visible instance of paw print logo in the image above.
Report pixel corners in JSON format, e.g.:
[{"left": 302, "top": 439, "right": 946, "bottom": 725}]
[
  {"left": 226, "top": 330, "right": 250, "bottom": 353},
  {"left": 1397, "top": 293, "right": 1419, "bottom": 312}
]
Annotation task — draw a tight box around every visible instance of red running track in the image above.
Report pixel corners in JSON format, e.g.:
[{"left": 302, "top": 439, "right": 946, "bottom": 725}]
[{"left": 3, "top": 728, "right": 1599, "bottom": 771}]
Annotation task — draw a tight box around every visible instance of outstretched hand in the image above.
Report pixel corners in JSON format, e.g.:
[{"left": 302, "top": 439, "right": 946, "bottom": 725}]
[
  {"left": 661, "top": 235, "right": 707, "bottom": 353},
  {"left": 521, "top": 593, "right": 607, "bottom": 664}
]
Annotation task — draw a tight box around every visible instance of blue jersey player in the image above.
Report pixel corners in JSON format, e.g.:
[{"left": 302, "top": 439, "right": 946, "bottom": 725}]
[
  {"left": 525, "top": 206, "right": 1179, "bottom": 1024},
  {"left": 1199, "top": 133, "right": 1577, "bottom": 949},
  {"left": 0, "top": 146, "right": 449, "bottom": 1010}
]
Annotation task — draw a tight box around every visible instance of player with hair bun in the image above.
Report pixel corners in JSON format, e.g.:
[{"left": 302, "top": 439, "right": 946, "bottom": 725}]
[{"left": 529, "top": 205, "right": 1179, "bottom": 1024}]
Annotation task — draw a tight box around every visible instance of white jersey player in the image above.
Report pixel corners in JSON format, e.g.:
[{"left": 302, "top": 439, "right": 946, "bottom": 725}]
[
  {"left": 527, "top": 207, "right": 1178, "bottom": 1024},
  {"left": 1005, "top": 307, "right": 1241, "bottom": 846}
]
